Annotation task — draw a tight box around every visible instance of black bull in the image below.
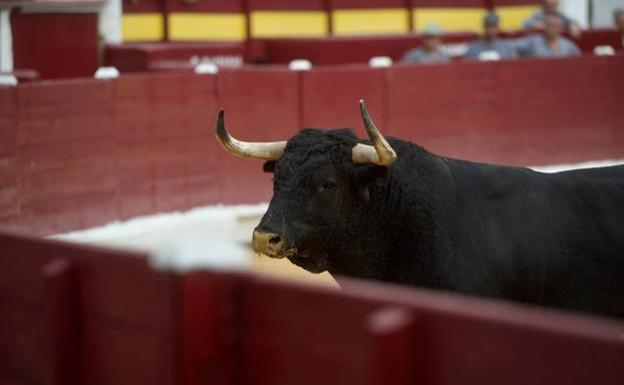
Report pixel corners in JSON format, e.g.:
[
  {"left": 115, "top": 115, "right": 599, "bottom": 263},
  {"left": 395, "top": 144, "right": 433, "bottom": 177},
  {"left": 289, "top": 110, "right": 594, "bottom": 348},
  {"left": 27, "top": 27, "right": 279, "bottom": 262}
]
[{"left": 215, "top": 101, "right": 624, "bottom": 319}]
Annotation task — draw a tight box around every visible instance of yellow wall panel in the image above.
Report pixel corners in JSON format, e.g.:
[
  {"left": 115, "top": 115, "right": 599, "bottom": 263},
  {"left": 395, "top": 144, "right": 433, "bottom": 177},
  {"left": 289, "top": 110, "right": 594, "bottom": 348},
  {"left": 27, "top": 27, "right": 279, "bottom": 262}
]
[
  {"left": 250, "top": 11, "right": 328, "bottom": 38},
  {"left": 168, "top": 13, "right": 247, "bottom": 41},
  {"left": 413, "top": 8, "right": 486, "bottom": 33},
  {"left": 122, "top": 13, "right": 164, "bottom": 42},
  {"left": 332, "top": 8, "right": 409, "bottom": 36},
  {"left": 495, "top": 5, "right": 541, "bottom": 31}
]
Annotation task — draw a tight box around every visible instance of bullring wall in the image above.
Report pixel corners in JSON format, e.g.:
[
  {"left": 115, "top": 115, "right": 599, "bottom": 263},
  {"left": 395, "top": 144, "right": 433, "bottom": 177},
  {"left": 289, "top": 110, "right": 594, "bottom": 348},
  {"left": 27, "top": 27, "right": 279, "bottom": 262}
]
[{"left": 1, "top": 55, "right": 623, "bottom": 235}]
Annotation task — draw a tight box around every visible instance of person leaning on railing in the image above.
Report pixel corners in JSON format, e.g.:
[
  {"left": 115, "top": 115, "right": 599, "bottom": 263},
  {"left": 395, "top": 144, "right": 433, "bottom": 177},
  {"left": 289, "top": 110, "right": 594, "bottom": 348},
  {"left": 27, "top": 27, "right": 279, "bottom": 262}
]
[
  {"left": 523, "top": 0, "right": 581, "bottom": 38},
  {"left": 515, "top": 12, "right": 581, "bottom": 58}
]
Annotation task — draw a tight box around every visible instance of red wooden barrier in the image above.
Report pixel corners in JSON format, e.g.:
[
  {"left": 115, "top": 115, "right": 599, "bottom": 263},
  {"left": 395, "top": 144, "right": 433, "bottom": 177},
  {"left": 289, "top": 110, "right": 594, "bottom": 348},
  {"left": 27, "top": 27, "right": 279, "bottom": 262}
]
[
  {"left": 0, "top": 232, "right": 179, "bottom": 385},
  {"left": 264, "top": 32, "right": 479, "bottom": 65},
  {"left": 11, "top": 12, "right": 99, "bottom": 80},
  {"left": 123, "top": 0, "right": 163, "bottom": 13},
  {"left": 2, "top": 231, "right": 624, "bottom": 385},
  {"left": 16, "top": 79, "right": 117, "bottom": 234},
  {"left": 184, "top": 268, "right": 624, "bottom": 385},
  {"left": 104, "top": 42, "right": 245, "bottom": 73},
  {"left": 410, "top": 0, "right": 485, "bottom": 5},
  {"left": 385, "top": 56, "right": 624, "bottom": 165},
  {"left": 489, "top": 0, "right": 541, "bottom": 5},
  {"left": 114, "top": 73, "right": 218, "bottom": 218},
  {"left": 165, "top": 0, "right": 243, "bottom": 13},
  {"left": 0, "top": 87, "right": 17, "bottom": 227},
  {"left": 180, "top": 272, "right": 244, "bottom": 385},
  {"left": 300, "top": 66, "right": 386, "bottom": 129},
  {"left": 1, "top": 55, "right": 623, "bottom": 235},
  {"left": 576, "top": 28, "right": 622, "bottom": 53},
  {"left": 43, "top": 258, "right": 78, "bottom": 385},
  {"left": 216, "top": 68, "right": 300, "bottom": 204}
]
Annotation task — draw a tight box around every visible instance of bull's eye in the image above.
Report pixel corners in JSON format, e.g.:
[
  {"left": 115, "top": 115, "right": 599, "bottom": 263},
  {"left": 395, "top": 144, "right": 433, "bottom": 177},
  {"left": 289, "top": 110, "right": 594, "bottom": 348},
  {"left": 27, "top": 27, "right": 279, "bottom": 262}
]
[{"left": 321, "top": 180, "right": 336, "bottom": 192}]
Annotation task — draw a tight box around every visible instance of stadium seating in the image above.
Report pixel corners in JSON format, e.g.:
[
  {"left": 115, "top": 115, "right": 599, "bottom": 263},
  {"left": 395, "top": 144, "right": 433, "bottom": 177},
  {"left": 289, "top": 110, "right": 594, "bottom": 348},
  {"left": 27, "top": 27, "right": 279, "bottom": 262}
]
[{"left": 104, "top": 42, "right": 245, "bottom": 72}]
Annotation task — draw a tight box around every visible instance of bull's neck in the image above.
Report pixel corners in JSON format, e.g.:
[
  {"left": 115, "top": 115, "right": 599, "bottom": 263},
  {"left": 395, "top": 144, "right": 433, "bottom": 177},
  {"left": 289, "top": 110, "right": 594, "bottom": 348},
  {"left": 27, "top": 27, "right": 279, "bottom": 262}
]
[{"left": 329, "top": 153, "right": 456, "bottom": 288}]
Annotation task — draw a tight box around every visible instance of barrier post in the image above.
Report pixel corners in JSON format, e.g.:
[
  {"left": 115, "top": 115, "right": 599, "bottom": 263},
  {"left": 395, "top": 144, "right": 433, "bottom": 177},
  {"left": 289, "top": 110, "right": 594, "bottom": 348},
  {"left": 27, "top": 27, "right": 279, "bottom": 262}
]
[
  {"left": 43, "top": 258, "right": 80, "bottom": 385},
  {"left": 366, "top": 307, "right": 416, "bottom": 385}
]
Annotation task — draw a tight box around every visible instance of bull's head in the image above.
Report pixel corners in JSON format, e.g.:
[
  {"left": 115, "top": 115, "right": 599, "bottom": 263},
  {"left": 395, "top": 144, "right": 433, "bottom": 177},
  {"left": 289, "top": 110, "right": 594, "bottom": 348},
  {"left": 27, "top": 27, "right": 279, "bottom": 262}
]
[{"left": 215, "top": 100, "right": 396, "bottom": 274}]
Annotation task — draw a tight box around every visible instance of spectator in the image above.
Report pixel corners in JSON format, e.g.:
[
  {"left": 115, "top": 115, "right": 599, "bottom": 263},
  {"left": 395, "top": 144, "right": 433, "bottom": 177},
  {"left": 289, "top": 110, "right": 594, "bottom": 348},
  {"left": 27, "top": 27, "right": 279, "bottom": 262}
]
[
  {"left": 524, "top": 0, "right": 581, "bottom": 38},
  {"left": 516, "top": 12, "right": 581, "bottom": 58},
  {"left": 615, "top": 8, "right": 624, "bottom": 49},
  {"left": 403, "top": 24, "right": 450, "bottom": 64},
  {"left": 465, "top": 12, "right": 516, "bottom": 60}
]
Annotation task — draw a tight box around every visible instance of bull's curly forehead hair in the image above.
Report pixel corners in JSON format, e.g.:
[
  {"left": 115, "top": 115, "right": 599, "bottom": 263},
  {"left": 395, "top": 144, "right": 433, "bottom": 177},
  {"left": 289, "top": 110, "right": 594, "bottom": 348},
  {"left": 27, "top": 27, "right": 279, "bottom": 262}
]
[{"left": 282, "top": 128, "right": 360, "bottom": 166}]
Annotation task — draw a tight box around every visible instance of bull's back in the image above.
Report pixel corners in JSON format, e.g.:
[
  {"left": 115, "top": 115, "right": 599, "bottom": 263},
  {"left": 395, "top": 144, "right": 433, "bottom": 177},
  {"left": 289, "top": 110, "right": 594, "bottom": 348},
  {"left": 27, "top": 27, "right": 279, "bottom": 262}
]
[{"left": 448, "top": 161, "right": 624, "bottom": 317}]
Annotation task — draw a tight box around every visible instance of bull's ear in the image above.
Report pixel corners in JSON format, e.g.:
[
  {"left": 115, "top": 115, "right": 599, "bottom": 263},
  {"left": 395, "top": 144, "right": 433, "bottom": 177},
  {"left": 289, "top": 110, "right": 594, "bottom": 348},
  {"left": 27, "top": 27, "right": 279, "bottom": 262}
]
[
  {"left": 357, "top": 186, "right": 371, "bottom": 206},
  {"left": 263, "top": 160, "right": 276, "bottom": 173},
  {"left": 354, "top": 164, "right": 387, "bottom": 185},
  {"left": 353, "top": 165, "right": 387, "bottom": 206}
]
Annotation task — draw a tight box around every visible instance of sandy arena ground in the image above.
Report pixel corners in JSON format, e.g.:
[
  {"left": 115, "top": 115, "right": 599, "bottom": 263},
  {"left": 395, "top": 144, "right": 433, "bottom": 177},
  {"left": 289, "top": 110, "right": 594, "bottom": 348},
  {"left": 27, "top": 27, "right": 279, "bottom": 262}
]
[{"left": 53, "top": 159, "right": 623, "bottom": 286}]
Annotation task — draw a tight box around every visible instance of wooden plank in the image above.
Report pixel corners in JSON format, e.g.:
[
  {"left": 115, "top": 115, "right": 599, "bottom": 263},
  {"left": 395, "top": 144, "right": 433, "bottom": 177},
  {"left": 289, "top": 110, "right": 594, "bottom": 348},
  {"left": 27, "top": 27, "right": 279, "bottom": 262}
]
[
  {"left": 366, "top": 307, "right": 415, "bottom": 385},
  {"left": 42, "top": 258, "right": 78, "bottom": 385}
]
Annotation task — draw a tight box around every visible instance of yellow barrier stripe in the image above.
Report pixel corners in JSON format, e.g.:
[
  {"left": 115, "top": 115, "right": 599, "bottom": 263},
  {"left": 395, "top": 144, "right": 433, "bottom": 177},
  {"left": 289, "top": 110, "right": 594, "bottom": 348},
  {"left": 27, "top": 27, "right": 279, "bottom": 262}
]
[
  {"left": 332, "top": 8, "right": 409, "bottom": 35},
  {"left": 413, "top": 8, "right": 486, "bottom": 33},
  {"left": 121, "top": 13, "right": 164, "bottom": 42},
  {"left": 250, "top": 11, "right": 328, "bottom": 38},
  {"left": 495, "top": 5, "right": 541, "bottom": 31},
  {"left": 168, "top": 13, "right": 247, "bottom": 41}
]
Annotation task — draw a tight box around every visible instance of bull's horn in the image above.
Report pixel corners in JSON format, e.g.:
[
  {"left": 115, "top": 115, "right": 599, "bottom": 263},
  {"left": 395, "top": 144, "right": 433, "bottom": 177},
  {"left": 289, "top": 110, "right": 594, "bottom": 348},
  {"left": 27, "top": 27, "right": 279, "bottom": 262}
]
[
  {"left": 214, "top": 109, "right": 287, "bottom": 160},
  {"left": 352, "top": 100, "right": 397, "bottom": 166}
]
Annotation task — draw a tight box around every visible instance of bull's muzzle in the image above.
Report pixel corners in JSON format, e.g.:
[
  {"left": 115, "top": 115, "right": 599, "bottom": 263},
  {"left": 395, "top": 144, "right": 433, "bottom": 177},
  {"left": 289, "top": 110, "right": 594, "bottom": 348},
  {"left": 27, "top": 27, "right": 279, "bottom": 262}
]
[{"left": 252, "top": 230, "right": 285, "bottom": 258}]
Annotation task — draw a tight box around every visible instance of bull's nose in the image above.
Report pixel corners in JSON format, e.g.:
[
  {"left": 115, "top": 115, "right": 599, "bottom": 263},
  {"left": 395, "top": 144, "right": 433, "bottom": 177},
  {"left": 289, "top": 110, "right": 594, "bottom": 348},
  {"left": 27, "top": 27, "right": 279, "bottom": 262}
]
[{"left": 252, "top": 230, "right": 285, "bottom": 258}]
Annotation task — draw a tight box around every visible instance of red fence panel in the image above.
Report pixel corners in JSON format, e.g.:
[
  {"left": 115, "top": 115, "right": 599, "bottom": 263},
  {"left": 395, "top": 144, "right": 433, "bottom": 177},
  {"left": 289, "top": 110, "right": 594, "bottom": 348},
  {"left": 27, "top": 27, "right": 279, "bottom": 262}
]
[
  {"left": 165, "top": 0, "right": 243, "bottom": 13},
  {"left": 0, "top": 232, "right": 179, "bottom": 385},
  {"left": 239, "top": 278, "right": 401, "bottom": 385},
  {"left": 489, "top": 0, "right": 541, "bottom": 5},
  {"left": 215, "top": 68, "right": 300, "bottom": 204},
  {"left": 247, "top": 0, "right": 327, "bottom": 11},
  {"left": 15, "top": 80, "right": 117, "bottom": 234},
  {"left": 123, "top": 0, "right": 164, "bottom": 13},
  {"left": 301, "top": 65, "right": 386, "bottom": 130},
  {"left": 11, "top": 13, "right": 99, "bottom": 80},
  {"left": 2, "top": 232, "right": 624, "bottom": 385},
  {"left": 340, "top": 278, "right": 624, "bottom": 385},
  {"left": 104, "top": 42, "right": 245, "bottom": 73},
  {"left": 177, "top": 272, "right": 624, "bottom": 385},
  {"left": 331, "top": 0, "right": 409, "bottom": 7},
  {"left": 115, "top": 73, "right": 219, "bottom": 218},
  {"left": 180, "top": 272, "right": 245, "bottom": 385},
  {"left": 576, "top": 28, "right": 623, "bottom": 53},
  {"left": 265, "top": 32, "right": 478, "bottom": 65},
  {"left": 1, "top": 55, "right": 623, "bottom": 235},
  {"left": 0, "top": 87, "right": 18, "bottom": 227},
  {"left": 385, "top": 56, "right": 624, "bottom": 166}
]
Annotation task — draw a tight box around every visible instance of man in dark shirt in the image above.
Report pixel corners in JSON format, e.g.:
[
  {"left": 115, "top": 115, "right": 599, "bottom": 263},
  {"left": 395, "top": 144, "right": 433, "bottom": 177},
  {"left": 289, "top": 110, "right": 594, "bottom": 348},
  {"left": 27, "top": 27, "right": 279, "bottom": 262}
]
[{"left": 465, "top": 12, "right": 516, "bottom": 61}]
